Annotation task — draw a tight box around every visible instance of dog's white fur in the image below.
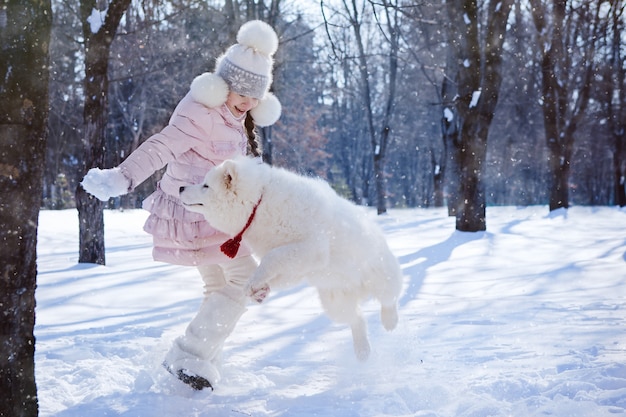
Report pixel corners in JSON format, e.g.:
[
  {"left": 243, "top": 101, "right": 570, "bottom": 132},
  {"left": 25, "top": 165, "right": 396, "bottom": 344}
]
[{"left": 179, "top": 157, "right": 403, "bottom": 361}]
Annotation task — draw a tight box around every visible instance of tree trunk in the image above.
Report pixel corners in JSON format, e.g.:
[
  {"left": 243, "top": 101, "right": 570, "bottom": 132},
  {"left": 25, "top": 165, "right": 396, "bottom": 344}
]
[
  {"left": 530, "top": 0, "right": 601, "bottom": 211},
  {"left": 457, "top": 117, "right": 489, "bottom": 231},
  {"left": 547, "top": 138, "right": 571, "bottom": 210},
  {"left": 446, "top": 0, "right": 513, "bottom": 231},
  {"left": 76, "top": 0, "right": 132, "bottom": 265},
  {"left": 532, "top": 0, "right": 568, "bottom": 211},
  {"left": 608, "top": 0, "right": 626, "bottom": 207},
  {"left": 615, "top": 140, "right": 626, "bottom": 207},
  {"left": 348, "top": 2, "right": 377, "bottom": 209},
  {"left": 340, "top": 0, "right": 398, "bottom": 214},
  {"left": 431, "top": 149, "right": 445, "bottom": 208},
  {"left": 0, "top": 0, "right": 52, "bottom": 414},
  {"left": 77, "top": 37, "right": 108, "bottom": 264},
  {"left": 261, "top": 126, "right": 273, "bottom": 165},
  {"left": 374, "top": 0, "right": 400, "bottom": 215},
  {"left": 441, "top": 55, "right": 461, "bottom": 216}
]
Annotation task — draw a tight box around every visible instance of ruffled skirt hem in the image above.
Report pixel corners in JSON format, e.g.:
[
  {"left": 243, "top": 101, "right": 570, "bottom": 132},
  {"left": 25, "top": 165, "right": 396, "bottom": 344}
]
[{"left": 142, "top": 187, "right": 249, "bottom": 265}]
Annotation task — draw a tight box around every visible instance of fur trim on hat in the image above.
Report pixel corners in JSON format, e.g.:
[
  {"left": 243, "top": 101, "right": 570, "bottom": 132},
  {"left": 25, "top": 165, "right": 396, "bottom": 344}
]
[
  {"left": 190, "top": 72, "right": 229, "bottom": 108},
  {"left": 250, "top": 92, "right": 281, "bottom": 127}
]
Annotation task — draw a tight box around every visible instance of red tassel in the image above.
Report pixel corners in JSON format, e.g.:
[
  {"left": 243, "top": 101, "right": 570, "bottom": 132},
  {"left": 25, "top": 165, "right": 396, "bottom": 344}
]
[
  {"left": 219, "top": 195, "right": 262, "bottom": 259},
  {"left": 220, "top": 236, "right": 242, "bottom": 259}
]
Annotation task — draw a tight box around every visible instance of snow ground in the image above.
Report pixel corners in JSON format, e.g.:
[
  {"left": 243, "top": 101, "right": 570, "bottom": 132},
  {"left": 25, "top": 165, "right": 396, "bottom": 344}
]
[{"left": 35, "top": 206, "right": 626, "bottom": 417}]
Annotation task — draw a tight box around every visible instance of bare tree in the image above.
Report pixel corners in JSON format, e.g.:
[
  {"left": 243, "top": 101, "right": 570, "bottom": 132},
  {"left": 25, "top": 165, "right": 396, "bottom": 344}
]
[
  {"left": 393, "top": 2, "right": 449, "bottom": 209},
  {"left": 76, "top": 0, "right": 132, "bottom": 264},
  {"left": 41, "top": 0, "right": 620, "bottom": 212},
  {"left": 601, "top": 0, "right": 626, "bottom": 207},
  {"left": 322, "top": 0, "right": 400, "bottom": 214},
  {"left": 0, "top": 0, "right": 52, "bottom": 414},
  {"left": 529, "top": 0, "right": 605, "bottom": 211},
  {"left": 445, "top": 0, "right": 514, "bottom": 231},
  {"left": 45, "top": 0, "right": 84, "bottom": 210},
  {"left": 317, "top": 15, "right": 367, "bottom": 202},
  {"left": 371, "top": 0, "right": 400, "bottom": 214}
]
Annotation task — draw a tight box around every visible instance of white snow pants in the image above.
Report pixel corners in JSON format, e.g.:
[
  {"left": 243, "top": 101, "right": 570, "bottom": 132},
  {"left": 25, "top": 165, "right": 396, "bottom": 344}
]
[{"left": 163, "top": 255, "right": 257, "bottom": 386}]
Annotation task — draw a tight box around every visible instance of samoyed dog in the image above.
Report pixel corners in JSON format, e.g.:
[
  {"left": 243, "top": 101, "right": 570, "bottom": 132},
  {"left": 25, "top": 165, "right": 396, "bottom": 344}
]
[{"left": 179, "top": 157, "right": 403, "bottom": 361}]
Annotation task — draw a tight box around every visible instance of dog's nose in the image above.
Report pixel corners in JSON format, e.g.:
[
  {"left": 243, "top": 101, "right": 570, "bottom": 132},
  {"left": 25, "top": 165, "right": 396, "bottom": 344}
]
[{"left": 179, "top": 186, "right": 185, "bottom": 194}]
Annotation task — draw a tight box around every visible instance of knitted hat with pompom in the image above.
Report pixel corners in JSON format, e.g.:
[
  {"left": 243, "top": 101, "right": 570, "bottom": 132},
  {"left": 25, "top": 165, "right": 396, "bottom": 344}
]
[{"left": 190, "top": 20, "right": 281, "bottom": 127}]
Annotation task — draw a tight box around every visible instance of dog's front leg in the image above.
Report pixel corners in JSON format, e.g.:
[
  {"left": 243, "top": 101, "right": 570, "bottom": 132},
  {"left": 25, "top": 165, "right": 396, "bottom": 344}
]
[{"left": 245, "top": 240, "right": 329, "bottom": 302}]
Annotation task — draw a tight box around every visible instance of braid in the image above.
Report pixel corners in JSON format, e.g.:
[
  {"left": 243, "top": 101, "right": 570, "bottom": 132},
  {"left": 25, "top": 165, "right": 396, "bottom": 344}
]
[{"left": 244, "top": 113, "right": 261, "bottom": 158}]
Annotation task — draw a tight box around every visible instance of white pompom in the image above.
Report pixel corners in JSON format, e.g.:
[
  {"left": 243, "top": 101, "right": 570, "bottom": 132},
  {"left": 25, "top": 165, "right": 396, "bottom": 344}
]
[
  {"left": 237, "top": 20, "right": 279, "bottom": 57},
  {"left": 250, "top": 92, "right": 281, "bottom": 127},
  {"left": 190, "top": 72, "right": 230, "bottom": 108}
]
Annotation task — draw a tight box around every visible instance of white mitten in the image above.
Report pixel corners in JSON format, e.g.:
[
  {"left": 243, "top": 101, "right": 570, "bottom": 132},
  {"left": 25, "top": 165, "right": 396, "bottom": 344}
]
[{"left": 80, "top": 167, "right": 130, "bottom": 201}]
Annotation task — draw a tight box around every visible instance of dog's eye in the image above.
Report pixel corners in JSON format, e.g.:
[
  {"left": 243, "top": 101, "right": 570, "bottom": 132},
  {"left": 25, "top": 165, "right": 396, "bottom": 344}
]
[{"left": 203, "top": 184, "right": 209, "bottom": 189}]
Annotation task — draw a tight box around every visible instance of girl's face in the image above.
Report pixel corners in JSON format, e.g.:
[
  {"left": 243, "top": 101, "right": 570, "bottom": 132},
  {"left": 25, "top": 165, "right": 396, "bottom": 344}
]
[{"left": 225, "top": 92, "right": 259, "bottom": 118}]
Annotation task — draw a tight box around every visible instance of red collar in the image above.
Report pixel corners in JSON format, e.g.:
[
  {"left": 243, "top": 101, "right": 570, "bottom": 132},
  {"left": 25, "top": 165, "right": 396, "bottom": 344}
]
[{"left": 220, "top": 195, "right": 263, "bottom": 258}]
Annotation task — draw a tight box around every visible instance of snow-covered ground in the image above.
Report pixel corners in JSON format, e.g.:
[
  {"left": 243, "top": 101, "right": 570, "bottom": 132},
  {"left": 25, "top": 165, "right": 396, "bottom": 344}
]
[{"left": 36, "top": 206, "right": 626, "bottom": 417}]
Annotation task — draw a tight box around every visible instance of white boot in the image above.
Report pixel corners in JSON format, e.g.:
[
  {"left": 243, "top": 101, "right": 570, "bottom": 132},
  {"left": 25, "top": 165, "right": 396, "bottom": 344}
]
[
  {"left": 163, "top": 256, "right": 257, "bottom": 390},
  {"left": 163, "top": 291, "right": 246, "bottom": 389}
]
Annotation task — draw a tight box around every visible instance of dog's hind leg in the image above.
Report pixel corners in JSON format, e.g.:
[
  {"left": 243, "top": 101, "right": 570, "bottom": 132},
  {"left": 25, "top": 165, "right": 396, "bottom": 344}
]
[
  {"left": 350, "top": 315, "right": 370, "bottom": 361},
  {"left": 371, "top": 257, "right": 402, "bottom": 331},
  {"left": 380, "top": 304, "right": 398, "bottom": 331},
  {"left": 318, "top": 289, "right": 370, "bottom": 361}
]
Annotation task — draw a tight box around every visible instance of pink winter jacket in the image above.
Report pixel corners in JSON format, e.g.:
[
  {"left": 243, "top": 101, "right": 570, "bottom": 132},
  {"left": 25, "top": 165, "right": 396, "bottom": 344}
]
[{"left": 119, "top": 92, "right": 252, "bottom": 266}]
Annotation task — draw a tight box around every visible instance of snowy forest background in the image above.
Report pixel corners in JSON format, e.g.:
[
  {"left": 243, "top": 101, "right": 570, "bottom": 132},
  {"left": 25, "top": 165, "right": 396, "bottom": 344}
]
[
  {"left": 1, "top": 0, "right": 626, "bottom": 415},
  {"left": 43, "top": 0, "right": 626, "bottom": 212}
]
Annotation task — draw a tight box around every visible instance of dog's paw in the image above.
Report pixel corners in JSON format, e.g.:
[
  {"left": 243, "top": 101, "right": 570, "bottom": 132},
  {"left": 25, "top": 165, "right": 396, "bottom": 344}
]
[
  {"left": 354, "top": 340, "right": 371, "bottom": 362},
  {"left": 247, "top": 283, "right": 270, "bottom": 303}
]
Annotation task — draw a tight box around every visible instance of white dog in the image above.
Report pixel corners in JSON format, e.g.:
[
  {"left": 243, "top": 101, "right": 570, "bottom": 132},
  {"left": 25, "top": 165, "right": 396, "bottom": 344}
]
[{"left": 179, "top": 157, "right": 403, "bottom": 361}]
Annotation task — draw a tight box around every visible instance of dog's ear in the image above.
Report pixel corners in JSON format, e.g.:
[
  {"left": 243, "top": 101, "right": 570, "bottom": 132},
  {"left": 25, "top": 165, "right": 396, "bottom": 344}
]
[{"left": 222, "top": 160, "right": 238, "bottom": 191}]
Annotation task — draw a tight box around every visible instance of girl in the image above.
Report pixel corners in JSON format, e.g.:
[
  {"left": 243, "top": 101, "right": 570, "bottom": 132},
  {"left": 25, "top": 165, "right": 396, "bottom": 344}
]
[{"left": 81, "top": 20, "right": 281, "bottom": 391}]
